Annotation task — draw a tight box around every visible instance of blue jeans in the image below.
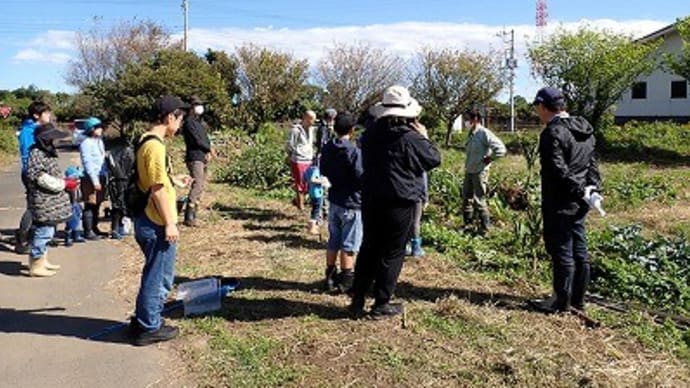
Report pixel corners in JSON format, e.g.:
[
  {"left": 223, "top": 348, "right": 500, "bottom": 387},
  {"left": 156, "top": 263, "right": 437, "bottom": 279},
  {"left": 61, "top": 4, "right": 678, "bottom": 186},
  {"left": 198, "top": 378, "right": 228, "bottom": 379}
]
[
  {"left": 30, "top": 225, "right": 55, "bottom": 259},
  {"left": 310, "top": 196, "right": 323, "bottom": 222},
  {"left": 327, "top": 203, "right": 363, "bottom": 253},
  {"left": 134, "top": 215, "right": 177, "bottom": 331},
  {"left": 66, "top": 203, "right": 82, "bottom": 232}
]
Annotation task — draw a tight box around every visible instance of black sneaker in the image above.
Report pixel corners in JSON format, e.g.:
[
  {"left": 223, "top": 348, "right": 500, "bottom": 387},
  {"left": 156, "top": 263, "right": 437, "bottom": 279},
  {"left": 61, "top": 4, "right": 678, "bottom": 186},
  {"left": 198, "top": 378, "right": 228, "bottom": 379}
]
[
  {"left": 369, "top": 303, "right": 404, "bottom": 320},
  {"left": 131, "top": 324, "right": 179, "bottom": 347},
  {"left": 84, "top": 231, "right": 101, "bottom": 241}
]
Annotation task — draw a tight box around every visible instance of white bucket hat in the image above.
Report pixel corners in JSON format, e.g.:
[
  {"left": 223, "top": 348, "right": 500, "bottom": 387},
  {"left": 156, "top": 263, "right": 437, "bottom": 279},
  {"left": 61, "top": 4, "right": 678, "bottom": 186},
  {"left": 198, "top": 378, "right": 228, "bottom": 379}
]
[{"left": 370, "top": 85, "right": 422, "bottom": 119}]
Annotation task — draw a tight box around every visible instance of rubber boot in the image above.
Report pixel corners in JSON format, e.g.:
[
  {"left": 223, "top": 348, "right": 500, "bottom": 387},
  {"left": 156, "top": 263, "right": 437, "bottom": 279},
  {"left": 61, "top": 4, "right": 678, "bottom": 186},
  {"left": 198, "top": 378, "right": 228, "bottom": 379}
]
[
  {"left": 43, "top": 251, "right": 61, "bottom": 271},
  {"left": 64, "top": 229, "right": 73, "bottom": 247},
  {"left": 479, "top": 210, "right": 491, "bottom": 236},
  {"left": 29, "top": 256, "right": 57, "bottom": 277},
  {"left": 14, "top": 230, "right": 30, "bottom": 254},
  {"left": 324, "top": 265, "right": 338, "bottom": 292},
  {"left": 411, "top": 238, "right": 425, "bottom": 257},
  {"left": 183, "top": 204, "right": 197, "bottom": 227},
  {"left": 463, "top": 210, "right": 474, "bottom": 232},
  {"left": 82, "top": 207, "right": 100, "bottom": 241},
  {"left": 338, "top": 269, "right": 354, "bottom": 294}
]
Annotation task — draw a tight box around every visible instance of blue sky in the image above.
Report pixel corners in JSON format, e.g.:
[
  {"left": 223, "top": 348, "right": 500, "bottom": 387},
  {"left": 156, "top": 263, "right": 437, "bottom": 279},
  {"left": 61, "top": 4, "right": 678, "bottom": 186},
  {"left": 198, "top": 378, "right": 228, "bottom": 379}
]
[{"left": 1, "top": 0, "right": 683, "bottom": 99}]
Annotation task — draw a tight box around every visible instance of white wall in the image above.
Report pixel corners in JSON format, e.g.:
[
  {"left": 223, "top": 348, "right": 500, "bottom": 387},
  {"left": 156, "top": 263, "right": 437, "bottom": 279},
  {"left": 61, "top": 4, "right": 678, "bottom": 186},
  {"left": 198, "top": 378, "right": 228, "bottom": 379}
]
[{"left": 615, "top": 30, "right": 690, "bottom": 118}]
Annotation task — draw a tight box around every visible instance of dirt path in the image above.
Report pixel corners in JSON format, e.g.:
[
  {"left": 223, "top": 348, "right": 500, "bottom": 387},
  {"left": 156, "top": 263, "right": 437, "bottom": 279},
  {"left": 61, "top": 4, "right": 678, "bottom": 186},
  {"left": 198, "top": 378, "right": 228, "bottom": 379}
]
[{"left": 0, "top": 151, "right": 170, "bottom": 388}]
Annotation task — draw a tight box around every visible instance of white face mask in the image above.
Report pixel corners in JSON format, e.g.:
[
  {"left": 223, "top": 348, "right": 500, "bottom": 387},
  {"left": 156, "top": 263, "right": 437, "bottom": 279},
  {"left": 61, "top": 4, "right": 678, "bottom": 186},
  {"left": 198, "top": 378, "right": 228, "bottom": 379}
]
[{"left": 194, "top": 105, "right": 204, "bottom": 115}]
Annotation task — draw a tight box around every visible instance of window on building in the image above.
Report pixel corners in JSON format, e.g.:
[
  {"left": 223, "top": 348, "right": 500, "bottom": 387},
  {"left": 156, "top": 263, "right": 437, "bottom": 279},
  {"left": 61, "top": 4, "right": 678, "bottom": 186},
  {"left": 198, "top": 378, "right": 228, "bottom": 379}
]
[
  {"left": 631, "top": 82, "right": 647, "bottom": 99},
  {"left": 671, "top": 80, "right": 687, "bottom": 99}
]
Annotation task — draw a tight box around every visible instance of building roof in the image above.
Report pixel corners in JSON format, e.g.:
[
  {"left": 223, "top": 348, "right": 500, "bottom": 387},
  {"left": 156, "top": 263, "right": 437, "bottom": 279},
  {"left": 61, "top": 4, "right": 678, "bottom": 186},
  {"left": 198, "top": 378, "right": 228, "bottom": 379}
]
[{"left": 636, "top": 22, "right": 678, "bottom": 42}]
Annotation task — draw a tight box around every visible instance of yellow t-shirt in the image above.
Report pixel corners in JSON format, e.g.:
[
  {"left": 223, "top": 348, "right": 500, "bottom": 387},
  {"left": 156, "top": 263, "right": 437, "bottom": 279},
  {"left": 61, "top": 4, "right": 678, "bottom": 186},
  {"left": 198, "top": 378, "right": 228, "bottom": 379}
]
[{"left": 136, "top": 133, "right": 177, "bottom": 226}]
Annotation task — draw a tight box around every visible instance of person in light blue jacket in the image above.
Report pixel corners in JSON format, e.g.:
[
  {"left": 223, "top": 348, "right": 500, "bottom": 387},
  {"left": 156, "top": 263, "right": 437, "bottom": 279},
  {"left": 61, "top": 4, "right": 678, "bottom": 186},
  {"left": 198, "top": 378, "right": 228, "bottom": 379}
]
[
  {"left": 79, "top": 117, "right": 107, "bottom": 240},
  {"left": 14, "top": 101, "right": 52, "bottom": 254}
]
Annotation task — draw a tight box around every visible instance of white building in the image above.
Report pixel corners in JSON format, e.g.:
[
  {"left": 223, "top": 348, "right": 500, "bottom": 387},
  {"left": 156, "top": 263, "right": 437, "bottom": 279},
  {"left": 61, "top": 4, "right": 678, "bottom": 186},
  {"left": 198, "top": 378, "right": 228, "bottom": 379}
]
[{"left": 615, "top": 23, "right": 690, "bottom": 124}]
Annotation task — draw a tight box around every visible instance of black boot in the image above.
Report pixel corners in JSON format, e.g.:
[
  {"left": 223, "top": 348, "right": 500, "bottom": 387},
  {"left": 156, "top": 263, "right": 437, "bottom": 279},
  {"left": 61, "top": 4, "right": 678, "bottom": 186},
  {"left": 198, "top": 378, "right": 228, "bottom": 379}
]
[
  {"left": 82, "top": 207, "right": 100, "bottom": 241},
  {"left": 338, "top": 269, "right": 354, "bottom": 294},
  {"left": 324, "top": 265, "right": 338, "bottom": 293},
  {"left": 463, "top": 210, "right": 474, "bottom": 231},
  {"left": 479, "top": 210, "right": 491, "bottom": 235},
  {"left": 64, "top": 229, "right": 73, "bottom": 247},
  {"left": 14, "top": 229, "right": 30, "bottom": 254},
  {"left": 571, "top": 261, "right": 591, "bottom": 310},
  {"left": 183, "top": 204, "right": 197, "bottom": 227}
]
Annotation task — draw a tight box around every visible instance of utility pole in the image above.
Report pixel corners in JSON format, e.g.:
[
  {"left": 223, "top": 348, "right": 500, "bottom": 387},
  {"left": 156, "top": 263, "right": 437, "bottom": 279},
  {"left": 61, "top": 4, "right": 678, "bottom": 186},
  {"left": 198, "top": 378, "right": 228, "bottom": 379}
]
[
  {"left": 182, "top": 0, "right": 189, "bottom": 51},
  {"left": 501, "top": 29, "right": 518, "bottom": 132}
]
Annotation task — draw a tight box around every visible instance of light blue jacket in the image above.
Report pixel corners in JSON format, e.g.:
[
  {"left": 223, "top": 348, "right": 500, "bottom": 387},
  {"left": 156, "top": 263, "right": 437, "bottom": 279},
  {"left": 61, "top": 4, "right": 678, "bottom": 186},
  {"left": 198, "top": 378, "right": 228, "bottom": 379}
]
[
  {"left": 79, "top": 137, "right": 106, "bottom": 184},
  {"left": 18, "top": 119, "right": 37, "bottom": 173}
]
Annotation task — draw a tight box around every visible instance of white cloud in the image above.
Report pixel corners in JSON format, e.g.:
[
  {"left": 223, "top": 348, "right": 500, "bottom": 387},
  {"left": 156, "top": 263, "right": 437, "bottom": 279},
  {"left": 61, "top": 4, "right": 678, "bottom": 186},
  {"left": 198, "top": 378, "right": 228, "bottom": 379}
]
[
  {"left": 181, "top": 18, "right": 669, "bottom": 99},
  {"left": 184, "top": 19, "right": 670, "bottom": 65},
  {"left": 29, "top": 30, "right": 76, "bottom": 50},
  {"left": 12, "top": 49, "right": 72, "bottom": 64}
]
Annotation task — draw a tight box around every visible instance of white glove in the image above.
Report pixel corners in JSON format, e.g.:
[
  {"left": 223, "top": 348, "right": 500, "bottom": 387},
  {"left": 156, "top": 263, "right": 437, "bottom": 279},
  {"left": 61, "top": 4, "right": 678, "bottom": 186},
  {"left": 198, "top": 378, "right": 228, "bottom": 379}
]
[{"left": 583, "top": 185, "right": 606, "bottom": 216}]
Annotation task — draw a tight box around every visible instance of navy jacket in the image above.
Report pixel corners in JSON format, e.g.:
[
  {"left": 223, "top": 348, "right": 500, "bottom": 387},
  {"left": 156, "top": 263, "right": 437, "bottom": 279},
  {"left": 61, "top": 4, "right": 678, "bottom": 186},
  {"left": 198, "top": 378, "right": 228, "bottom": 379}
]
[
  {"left": 360, "top": 120, "right": 441, "bottom": 204},
  {"left": 320, "top": 137, "right": 363, "bottom": 209},
  {"left": 539, "top": 115, "right": 601, "bottom": 215}
]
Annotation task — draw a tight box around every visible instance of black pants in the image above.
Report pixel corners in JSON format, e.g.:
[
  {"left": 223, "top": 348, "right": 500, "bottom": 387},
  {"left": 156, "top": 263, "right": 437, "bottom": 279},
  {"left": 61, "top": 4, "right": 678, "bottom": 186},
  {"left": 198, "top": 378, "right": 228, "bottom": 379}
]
[
  {"left": 352, "top": 199, "right": 416, "bottom": 306},
  {"left": 111, "top": 208, "right": 124, "bottom": 235},
  {"left": 542, "top": 208, "right": 590, "bottom": 309}
]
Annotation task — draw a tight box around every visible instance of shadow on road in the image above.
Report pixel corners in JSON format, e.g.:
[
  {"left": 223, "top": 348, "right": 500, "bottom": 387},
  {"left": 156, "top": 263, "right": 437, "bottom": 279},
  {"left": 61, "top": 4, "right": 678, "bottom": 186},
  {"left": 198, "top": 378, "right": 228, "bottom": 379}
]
[{"left": 0, "top": 307, "right": 133, "bottom": 344}]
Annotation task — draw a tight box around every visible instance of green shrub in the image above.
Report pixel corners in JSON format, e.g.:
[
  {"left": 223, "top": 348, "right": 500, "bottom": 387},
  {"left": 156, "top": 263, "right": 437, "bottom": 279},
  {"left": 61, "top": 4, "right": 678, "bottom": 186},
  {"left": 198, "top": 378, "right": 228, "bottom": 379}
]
[
  {"left": 591, "top": 225, "right": 690, "bottom": 314},
  {"left": 215, "top": 123, "right": 291, "bottom": 190},
  {"left": 0, "top": 123, "right": 18, "bottom": 159},
  {"left": 600, "top": 121, "right": 690, "bottom": 161}
]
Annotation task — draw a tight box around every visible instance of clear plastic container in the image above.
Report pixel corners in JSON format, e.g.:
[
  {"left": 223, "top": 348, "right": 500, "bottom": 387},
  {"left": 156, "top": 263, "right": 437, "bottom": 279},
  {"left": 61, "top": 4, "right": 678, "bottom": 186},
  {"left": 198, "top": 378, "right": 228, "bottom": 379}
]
[{"left": 176, "top": 278, "right": 222, "bottom": 316}]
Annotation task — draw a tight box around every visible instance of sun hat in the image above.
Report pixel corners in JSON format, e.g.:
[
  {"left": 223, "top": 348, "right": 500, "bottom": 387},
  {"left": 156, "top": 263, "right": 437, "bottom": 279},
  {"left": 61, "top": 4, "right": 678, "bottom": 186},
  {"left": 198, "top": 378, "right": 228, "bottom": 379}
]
[{"left": 370, "top": 85, "right": 422, "bottom": 119}]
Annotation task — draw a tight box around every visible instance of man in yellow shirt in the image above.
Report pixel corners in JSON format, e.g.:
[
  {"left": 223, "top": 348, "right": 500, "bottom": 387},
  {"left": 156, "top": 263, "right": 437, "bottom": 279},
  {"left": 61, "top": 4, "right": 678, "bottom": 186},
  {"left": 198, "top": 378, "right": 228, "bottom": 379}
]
[{"left": 129, "top": 95, "right": 192, "bottom": 346}]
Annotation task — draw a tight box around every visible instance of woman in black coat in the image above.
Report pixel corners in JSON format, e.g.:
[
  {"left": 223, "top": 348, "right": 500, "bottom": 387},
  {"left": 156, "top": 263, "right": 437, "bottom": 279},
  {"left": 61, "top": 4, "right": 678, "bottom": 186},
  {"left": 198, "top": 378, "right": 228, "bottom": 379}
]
[{"left": 349, "top": 86, "right": 441, "bottom": 319}]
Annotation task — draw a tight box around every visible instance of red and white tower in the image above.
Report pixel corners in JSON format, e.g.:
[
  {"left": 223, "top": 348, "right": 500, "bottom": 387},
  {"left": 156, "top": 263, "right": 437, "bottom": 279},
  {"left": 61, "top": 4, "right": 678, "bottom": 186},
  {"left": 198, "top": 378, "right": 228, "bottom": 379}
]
[{"left": 536, "top": 0, "right": 548, "bottom": 43}]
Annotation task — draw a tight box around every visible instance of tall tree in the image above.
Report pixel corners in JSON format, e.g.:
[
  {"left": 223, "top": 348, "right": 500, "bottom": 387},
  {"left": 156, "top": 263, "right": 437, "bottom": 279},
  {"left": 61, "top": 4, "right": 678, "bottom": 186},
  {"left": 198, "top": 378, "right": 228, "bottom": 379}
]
[
  {"left": 66, "top": 18, "right": 173, "bottom": 89},
  {"left": 529, "top": 28, "right": 661, "bottom": 132},
  {"left": 412, "top": 48, "right": 504, "bottom": 146},
  {"left": 664, "top": 17, "right": 690, "bottom": 81},
  {"left": 91, "top": 49, "right": 231, "bottom": 135},
  {"left": 234, "top": 45, "right": 310, "bottom": 132},
  {"left": 316, "top": 42, "right": 406, "bottom": 114}
]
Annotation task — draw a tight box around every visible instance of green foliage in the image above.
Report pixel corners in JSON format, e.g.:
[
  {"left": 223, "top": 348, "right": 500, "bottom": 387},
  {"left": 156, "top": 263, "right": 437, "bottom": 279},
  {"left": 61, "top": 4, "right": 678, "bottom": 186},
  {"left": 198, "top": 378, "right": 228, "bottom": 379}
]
[
  {"left": 0, "top": 122, "right": 18, "bottom": 157},
  {"left": 600, "top": 120, "right": 690, "bottom": 161},
  {"left": 609, "top": 176, "right": 677, "bottom": 209},
  {"left": 90, "top": 49, "right": 232, "bottom": 134},
  {"left": 529, "top": 28, "right": 661, "bottom": 132},
  {"left": 412, "top": 47, "right": 505, "bottom": 146},
  {"left": 591, "top": 225, "right": 690, "bottom": 314},
  {"left": 234, "top": 45, "right": 311, "bottom": 132},
  {"left": 215, "top": 123, "right": 291, "bottom": 190}
]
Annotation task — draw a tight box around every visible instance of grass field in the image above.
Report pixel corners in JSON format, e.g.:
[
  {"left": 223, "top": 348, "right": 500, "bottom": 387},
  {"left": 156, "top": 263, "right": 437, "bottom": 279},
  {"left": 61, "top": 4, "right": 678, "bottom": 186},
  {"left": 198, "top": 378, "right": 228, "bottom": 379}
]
[{"left": 112, "top": 126, "right": 690, "bottom": 387}]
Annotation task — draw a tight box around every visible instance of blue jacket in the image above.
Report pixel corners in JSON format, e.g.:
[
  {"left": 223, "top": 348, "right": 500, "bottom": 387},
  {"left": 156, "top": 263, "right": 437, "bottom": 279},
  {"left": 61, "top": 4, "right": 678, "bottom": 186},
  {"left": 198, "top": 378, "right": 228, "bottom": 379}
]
[
  {"left": 304, "top": 165, "right": 324, "bottom": 200},
  {"left": 18, "top": 119, "right": 37, "bottom": 173},
  {"left": 320, "top": 137, "right": 363, "bottom": 209},
  {"left": 79, "top": 137, "right": 107, "bottom": 184}
]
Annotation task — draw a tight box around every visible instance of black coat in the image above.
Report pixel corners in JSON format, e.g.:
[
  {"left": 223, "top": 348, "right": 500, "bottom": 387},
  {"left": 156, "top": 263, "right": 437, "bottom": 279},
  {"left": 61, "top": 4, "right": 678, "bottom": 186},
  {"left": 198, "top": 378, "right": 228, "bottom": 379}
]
[
  {"left": 361, "top": 120, "right": 441, "bottom": 204},
  {"left": 538, "top": 115, "right": 602, "bottom": 215},
  {"left": 320, "top": 138, "right": 363, "bottom": 209},
  {"left": 182, "top": 115, "right": 211, "bottom": 162}
]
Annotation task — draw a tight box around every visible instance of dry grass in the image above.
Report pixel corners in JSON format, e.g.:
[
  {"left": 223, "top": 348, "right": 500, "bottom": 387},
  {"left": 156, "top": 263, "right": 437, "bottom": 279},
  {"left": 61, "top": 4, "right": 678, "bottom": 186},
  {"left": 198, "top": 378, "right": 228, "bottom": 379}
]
[{"left": 114, "top": 183, "right": 690, "bottom": 388}]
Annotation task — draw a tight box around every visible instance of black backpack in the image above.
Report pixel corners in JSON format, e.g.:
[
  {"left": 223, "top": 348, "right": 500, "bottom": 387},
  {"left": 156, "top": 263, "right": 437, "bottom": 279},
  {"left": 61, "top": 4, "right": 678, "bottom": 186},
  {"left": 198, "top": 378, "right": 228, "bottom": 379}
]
[{"left": 124, "top": 135, "right": 163, "bottom": 217}]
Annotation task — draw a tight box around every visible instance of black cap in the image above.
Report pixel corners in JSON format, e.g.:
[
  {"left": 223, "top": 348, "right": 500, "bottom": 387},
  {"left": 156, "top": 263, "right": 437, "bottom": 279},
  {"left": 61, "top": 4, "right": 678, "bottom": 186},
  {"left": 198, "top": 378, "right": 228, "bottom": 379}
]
[
  {"left": 189, "top": 95, "right": 204, "bottom": 106},
  {"left": 154, "top": 95, "right": 190, "bottom": 117},
  {"left": 334, "top": 112, "right": 356, "bottom": 135},
  {"left": 533, "top": 87, "right": 565, "bottom": 107},
  {"left": 34, "top": 123, "right": 66, "bottom": 141}
]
